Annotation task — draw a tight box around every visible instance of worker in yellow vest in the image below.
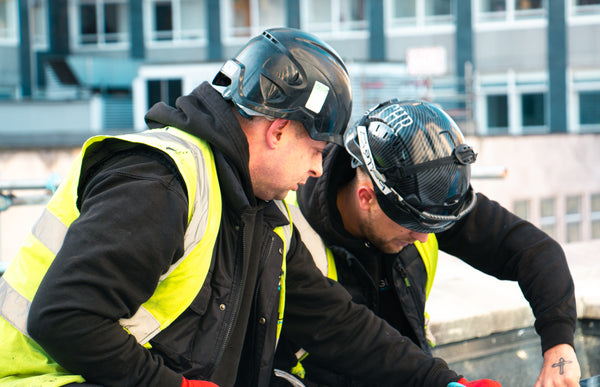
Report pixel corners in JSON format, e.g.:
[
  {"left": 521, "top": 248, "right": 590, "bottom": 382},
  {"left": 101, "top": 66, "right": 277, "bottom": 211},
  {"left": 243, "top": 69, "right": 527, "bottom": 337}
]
[
  {"left": 0, "top": 28, "right": 501, "bottom": 387},
  {"left": 275, "top": 100, "right": 580, "bottom": 387}
]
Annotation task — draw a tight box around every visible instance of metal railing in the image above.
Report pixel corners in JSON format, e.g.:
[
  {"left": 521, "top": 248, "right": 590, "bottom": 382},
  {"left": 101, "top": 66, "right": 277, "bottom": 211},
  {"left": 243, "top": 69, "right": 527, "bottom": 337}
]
[
  {"left": 0, "top": 174, "right": 61, "bottom": 212},
  {"left": 0, "top": 174, "right": 62, "bottom": 273}
]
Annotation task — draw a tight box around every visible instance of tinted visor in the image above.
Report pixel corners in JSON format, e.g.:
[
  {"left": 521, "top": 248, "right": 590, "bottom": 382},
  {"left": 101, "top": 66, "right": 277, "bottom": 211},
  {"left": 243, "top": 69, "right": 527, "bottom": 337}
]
[{"left": 377, "top": 186, "right": 477, "bottom": 233}]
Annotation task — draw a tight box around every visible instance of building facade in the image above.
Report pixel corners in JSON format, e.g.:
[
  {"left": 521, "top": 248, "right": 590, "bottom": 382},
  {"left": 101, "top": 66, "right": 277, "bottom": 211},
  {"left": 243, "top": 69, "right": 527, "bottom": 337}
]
[
  {"left": 1, "top": 0, "right": 600, "bottom": 137},
  {"left": 1, "top": 0, "right": 600, "bottom": 257}
]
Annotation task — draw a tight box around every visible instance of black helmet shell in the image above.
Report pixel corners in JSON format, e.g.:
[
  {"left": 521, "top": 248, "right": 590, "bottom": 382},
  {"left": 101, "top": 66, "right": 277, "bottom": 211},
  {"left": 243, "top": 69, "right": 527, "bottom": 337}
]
[
  {"left": 344, "top": 99, "right": 477, "bottom": 233},
  {"left": 213, "top": 28, "right": 352, "bottom": 145}
]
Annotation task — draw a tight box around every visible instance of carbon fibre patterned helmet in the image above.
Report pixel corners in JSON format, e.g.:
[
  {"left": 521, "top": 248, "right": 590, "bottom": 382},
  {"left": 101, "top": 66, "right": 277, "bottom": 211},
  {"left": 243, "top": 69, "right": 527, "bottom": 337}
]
[
  {"left": 212, "top": 28, "right": 352, "bottom": 145},
  {"left": 344, "top": 99, "right": 477, "bottom": 233}
]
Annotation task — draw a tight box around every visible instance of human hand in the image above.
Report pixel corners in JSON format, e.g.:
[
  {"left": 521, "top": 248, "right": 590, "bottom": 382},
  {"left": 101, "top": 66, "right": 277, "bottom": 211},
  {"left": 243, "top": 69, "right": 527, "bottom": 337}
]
[
  {"left": 448, "top": 377, "right": 502, "bottom": 386},
  {"left": 181, "top": 377, "right": 220, "bottom": 387},
  {"left": 534, "top": 343, "right": 580, "bottom": 387}
]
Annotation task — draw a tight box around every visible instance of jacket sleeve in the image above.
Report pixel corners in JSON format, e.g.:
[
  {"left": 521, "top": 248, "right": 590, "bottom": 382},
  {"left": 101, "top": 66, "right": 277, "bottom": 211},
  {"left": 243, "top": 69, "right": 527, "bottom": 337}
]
[
  {"left": 436, "top": 192, "right": 577, "bottom": 353},
  {"left": 281, "top": 229, "right": 461, "bottom": 386},
  {"left": 27, "top": 148, "right": 188, "bottom": 387}
]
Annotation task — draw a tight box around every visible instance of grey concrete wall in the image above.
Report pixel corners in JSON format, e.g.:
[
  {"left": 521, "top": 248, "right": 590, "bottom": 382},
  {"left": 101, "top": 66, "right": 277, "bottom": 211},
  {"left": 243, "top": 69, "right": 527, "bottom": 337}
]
[
  {"left": 569, "top": 24, "right": 600, "bottom": 68},
  {"left": 1, "top": 133, "right": 599, "bottom": 264},
  {"left": 475, "top": 28, "right": 547, "bottom": 73},
  {"left": 467, "top": 133, "right": 600, "bottom": 242},
  {"left": 0, "top": 98, "right": 101, "bottom": 134}
]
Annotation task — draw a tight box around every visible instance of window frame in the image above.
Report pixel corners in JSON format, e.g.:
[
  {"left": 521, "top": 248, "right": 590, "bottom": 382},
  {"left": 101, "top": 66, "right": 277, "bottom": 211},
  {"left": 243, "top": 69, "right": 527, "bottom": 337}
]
[
  {"left": 565, "top": 195, "right": 582, "bottom": 243},
  {"left": 591, "top": 192, "right": 600, "bottom": 239},
  {"left": 475, "top": 0, "right": 547, "bottom": 27},
  {"left": 221, "top": 0, "right": 286, "bottom": 42},
  {"left": 0, "top": 0, "right": 18, "bottom": 44},
  {"left": 386, "top": 0, "right": 455, "bottom": 33},
  {"left": 539, "top": 196, "right": 557, "bottom": 239},
  {"left": 144, "top": 0, "right": 207, "bottom": 47},
  {"left": 300, "top": 0, "right": 369, "bottom": 37},
  {"left": 69, "top": 0, "right": 130, "bottom": 50},
  {"left": 477, "top": 71, "right": 548, "bottom": 135}
]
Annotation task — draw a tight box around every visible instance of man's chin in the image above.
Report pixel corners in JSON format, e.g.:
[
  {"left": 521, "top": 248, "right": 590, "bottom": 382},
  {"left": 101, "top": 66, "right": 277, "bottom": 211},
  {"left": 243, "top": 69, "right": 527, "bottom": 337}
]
[
  {"left": 273, "top": 190, "right": 290, "bottom": 201},
  {"left": 382, "top": 243, "right": 406, "bottom": 255}
]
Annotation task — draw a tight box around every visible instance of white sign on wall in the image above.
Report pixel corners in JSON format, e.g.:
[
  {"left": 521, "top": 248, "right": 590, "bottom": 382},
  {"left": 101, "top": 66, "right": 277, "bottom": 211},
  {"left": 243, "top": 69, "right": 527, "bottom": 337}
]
[{"left": 406, "top": 46, "right": 448, "bottom": 76}]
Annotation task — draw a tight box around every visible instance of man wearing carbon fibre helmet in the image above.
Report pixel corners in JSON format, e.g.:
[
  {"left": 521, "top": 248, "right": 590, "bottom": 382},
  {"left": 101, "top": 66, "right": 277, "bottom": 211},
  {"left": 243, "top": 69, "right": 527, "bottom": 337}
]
[
  {"left": 0, "top": 29, "right": 453, "bottom": 387},
  {"left": 276, "top": 100, "right": 580, "bottom": 386}
]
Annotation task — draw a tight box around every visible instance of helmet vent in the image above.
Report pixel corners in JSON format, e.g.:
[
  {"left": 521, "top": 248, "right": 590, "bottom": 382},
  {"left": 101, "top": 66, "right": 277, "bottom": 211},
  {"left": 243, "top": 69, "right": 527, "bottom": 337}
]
[{"left": 262, "top": 31, "right": 279, "bottom": 44}]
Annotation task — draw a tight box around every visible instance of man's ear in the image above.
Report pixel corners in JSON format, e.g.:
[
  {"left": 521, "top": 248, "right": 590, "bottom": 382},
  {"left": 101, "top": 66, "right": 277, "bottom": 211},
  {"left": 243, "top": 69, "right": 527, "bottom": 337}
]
[
  {"left": 356, "top": 185, "right": 377, "bottom": 210},
  {"left": 265, "top": 118, "right": 289, "bottom": 149}
]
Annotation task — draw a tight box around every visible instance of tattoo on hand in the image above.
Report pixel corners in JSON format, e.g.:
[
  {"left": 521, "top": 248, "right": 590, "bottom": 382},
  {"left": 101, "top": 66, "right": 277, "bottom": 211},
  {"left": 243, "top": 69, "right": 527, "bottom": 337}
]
[{"left": 551, "top": 357, "right": 572, "bottom": 375}]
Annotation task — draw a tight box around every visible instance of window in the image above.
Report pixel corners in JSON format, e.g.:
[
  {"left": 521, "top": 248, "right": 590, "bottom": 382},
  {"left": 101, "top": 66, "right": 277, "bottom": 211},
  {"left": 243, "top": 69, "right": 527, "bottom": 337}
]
[
  {"left": 0, "top": 0, "right": 17, "bottom": 41},
  {"left": 426, "top": 0, "right": 452, "bottom": 17},
  {"left": 30, "top": 0, "right": 48, "bottom": 47},
  {"left": 579, "top": 91, "right": 600, "bottom": 131},
  {"left": 75, "top": 0, "right": 129, "bottom": 46},
  {"left": 389, "top": 0, "right": 453, "bottom": 28},
  {"left": 147, "top": 79, "right": 182, "bottom": 109},
  {"left": 480, "top": 0, "right": 506, "bottom": 12},
  {"left": 572, "top": 0, "right": 600, "bottom": 16},
  {"left": 393, "top": 0, "right": 416, "bottom": 17},
  {"left": 540, "top": 197, "right": 557, "bottom": 239},
  {"left": 486, "top": 94, "right": 509, "bottom": 133},
  {"left": 477, "top": 0, "right": 545, "bottom": 22},
  {"left": 148, "top": 0, "right": 206, "bottom": 42},
  {"left": 304, "top": 0, "right": 367, "bottom": 33},
  {"left": 225, "top": 0, "right": 285, "bottom": 38},
  {"left": 521, "top": 92, "right": 545, "bottom": 130},
  {"left": 513, "top": 199, "right": 530, "bottom": 220},
  {"left": 592, "top": 193, "right": 600, "bottom": 239},
  {"left": 565, "top": 195, "right": 582, "bottom": 243}
]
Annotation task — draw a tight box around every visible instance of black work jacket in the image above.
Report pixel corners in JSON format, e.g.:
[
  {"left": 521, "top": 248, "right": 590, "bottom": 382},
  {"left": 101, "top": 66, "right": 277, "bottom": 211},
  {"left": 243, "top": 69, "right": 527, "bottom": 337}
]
[
  {"left": 283, "top": 144, "right": 577, "bottom": 386},
  {"left": 27, "top": 83, "right": 462, "bottom": 387}
]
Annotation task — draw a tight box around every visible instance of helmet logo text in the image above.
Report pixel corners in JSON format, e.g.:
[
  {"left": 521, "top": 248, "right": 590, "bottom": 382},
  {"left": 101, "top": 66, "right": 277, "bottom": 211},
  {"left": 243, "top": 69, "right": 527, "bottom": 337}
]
[
  {"left": 357, "top": 125, "right": 391, "bottom": 195},
  {"left": 377, "top": 105, "right": 414, "bottom": 135},
  {"left": 388, "top": 107, "right": 413, "bottom": 135}
]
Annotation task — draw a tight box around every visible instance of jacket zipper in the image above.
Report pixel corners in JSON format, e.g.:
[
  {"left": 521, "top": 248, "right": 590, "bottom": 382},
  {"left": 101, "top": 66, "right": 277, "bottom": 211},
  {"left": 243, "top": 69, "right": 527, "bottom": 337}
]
[
  {"left": 210, "top": 222, "right": 247, "bottom": 374},
  {"left": 399, "top": 267, "right": 411, "bottom": 288},
  {"left": 396, "top": 262, "right": 428, "bottom": 349}
]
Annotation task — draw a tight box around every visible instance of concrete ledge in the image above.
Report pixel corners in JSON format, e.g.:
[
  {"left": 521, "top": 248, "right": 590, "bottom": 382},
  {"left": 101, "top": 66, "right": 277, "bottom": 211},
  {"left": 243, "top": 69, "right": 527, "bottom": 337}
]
[{"left": 427, "top": 240, "right": 600, "bottom": 346}]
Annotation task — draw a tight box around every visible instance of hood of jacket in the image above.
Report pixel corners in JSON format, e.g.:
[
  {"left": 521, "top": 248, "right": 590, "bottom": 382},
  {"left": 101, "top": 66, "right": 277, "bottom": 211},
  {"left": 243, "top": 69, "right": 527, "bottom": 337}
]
[
  {"left": 297, "top": 143, "right": 369, "bottom": 253},
  {"left": 144, "top": 81, "right": 256, "bottom": 206}
]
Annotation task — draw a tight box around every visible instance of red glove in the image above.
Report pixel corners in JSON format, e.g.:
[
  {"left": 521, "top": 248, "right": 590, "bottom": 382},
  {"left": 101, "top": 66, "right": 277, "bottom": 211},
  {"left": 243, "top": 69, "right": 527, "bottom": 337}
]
[
  {"left": 453, "top": 377, "right": 502, "bottom": 387},
  {"left": 181, "top": 377, "right": 219, "bottom": 387}
]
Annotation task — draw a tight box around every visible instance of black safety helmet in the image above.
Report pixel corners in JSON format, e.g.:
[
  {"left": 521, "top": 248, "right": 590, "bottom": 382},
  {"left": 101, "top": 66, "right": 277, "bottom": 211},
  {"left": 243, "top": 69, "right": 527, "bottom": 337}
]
[
  {"left": 212, "top": 27, "right": 352, "bottom": 145},
  {"left": 344, "top": 99, "right": 478, "bottom": 233}
]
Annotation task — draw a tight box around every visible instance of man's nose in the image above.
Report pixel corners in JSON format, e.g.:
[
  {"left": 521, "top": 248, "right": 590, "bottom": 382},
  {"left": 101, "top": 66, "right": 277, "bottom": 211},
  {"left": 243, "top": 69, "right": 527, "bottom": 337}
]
[
  {"left": 410, "top": 231, "right": 429, "bottom": 244},
  {"left": 309, "top": 154, "right": 323, "bottom": 177}
]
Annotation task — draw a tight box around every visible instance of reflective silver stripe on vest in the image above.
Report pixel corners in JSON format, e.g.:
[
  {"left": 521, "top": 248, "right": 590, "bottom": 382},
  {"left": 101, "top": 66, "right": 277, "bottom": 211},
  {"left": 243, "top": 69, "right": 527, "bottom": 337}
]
[
  {"left": 119, "top": 131, "right": 215, "bottom": 343},
  {"left": 119, "top": 305, "right": 161, "bottom": 345},
  {"left": 32, "top": 208, "right": 69, "bottom": 255},
  {"left": 0, "top": 131, "right": 216, "bottom": 344},
  {"left": 285, "top": 204, "right": 328, "bottom": 275},
  {"left": 274, "top": 200, "right": 292, "bottom": 245},
  {"left": 0, "top": 276, "right": 30, "bottom": 336},
  {"left": 144, "top": 131, "right": 213, "bottom": 281}
]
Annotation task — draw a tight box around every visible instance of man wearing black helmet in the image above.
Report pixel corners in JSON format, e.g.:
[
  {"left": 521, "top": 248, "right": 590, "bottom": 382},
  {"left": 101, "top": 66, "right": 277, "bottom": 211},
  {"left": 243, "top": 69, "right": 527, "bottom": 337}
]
[
  {"left": 275, "top": 100, "right": 580, "bottom": 387},
  {"left": 0, "top": 30, "right": 473, "bottom": 387}
]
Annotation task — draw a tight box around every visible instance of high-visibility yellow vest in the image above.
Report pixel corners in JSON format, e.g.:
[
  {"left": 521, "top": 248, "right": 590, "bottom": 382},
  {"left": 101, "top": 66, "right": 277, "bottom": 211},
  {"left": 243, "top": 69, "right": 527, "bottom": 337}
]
[
  {"left": 0, "top": 127, "right": 292, "bottom": 386},
  {"left": 283, "top": 191, "right": 438, "bottom": 379},
  {"left": 284, "top": 191, "right": 437, "bottom": 301}
]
